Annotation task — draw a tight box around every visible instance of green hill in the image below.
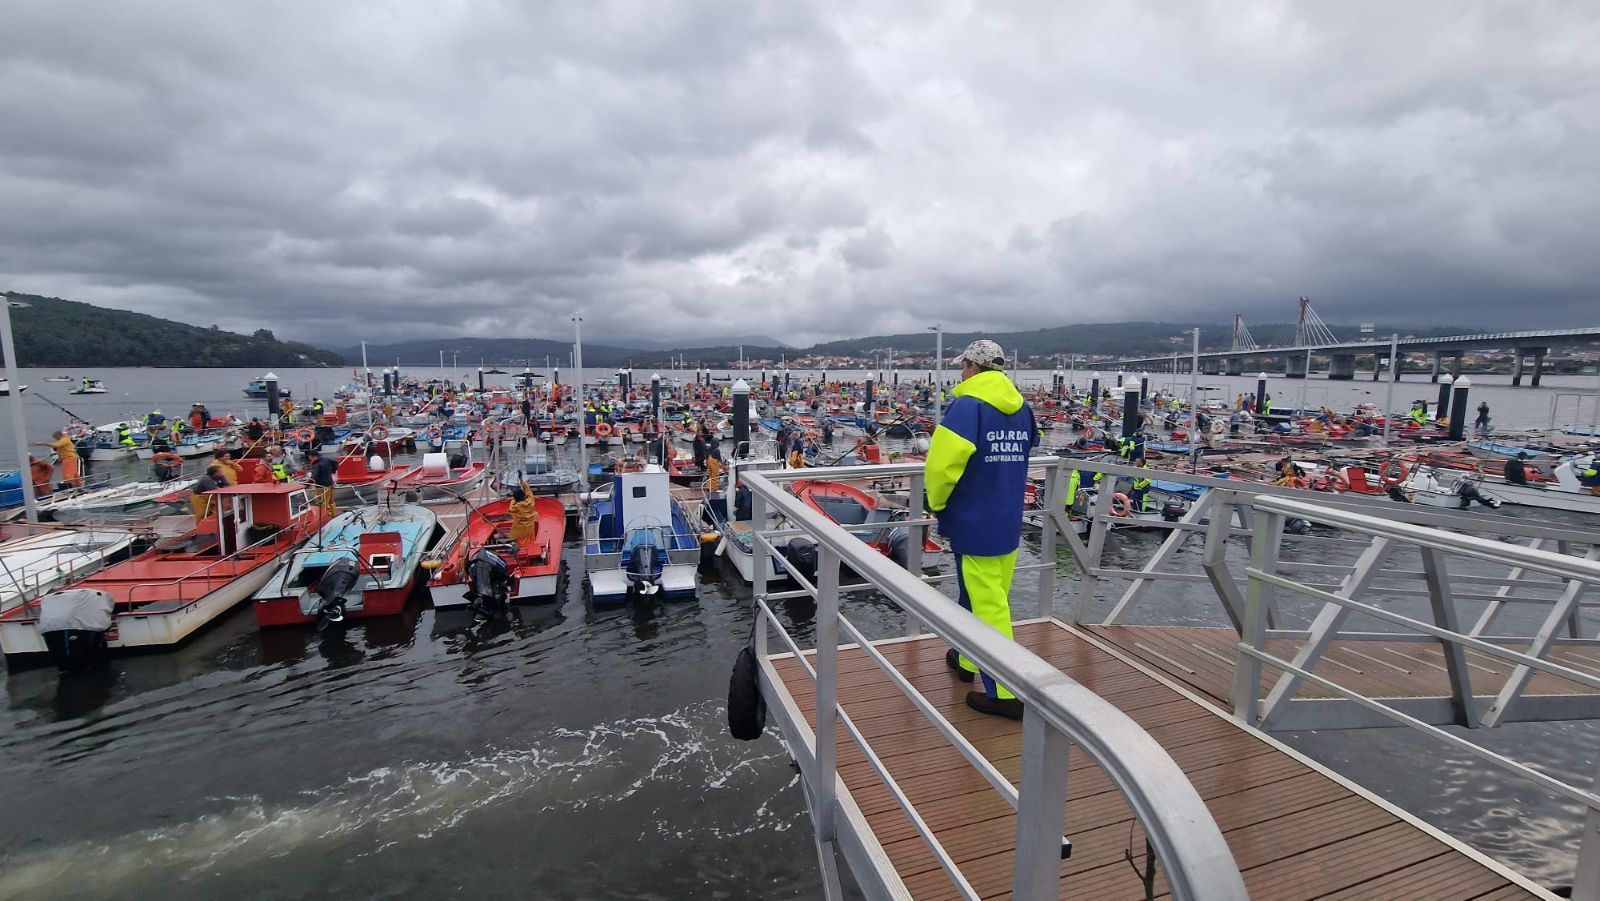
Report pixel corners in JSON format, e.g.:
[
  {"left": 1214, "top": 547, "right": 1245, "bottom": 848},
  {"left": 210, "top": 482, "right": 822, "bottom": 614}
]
[{"left": 2, "top": 292, "right": 344, "bottom": 367}]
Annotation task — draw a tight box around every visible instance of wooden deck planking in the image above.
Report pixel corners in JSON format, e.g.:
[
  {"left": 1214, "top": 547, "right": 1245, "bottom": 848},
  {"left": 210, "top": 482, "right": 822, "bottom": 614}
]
[
  {"left": 765, "top": 619, "right": 1538, "bottom": 900},
  {"left": 1083, "top": 624, "right": 1600, "bottom": 709}
]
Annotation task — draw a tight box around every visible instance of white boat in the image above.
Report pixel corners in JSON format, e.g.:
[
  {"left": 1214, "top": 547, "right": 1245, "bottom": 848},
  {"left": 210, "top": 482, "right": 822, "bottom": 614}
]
[
  {"left": 0, "top": 378, "right": 24, "bottom": 397},
  {"left": 0, "top": 483, "right": 326, "bottom": 665},
  {"left": 0, "top": 528, "right": 139, "bottom": 613},
  {"left": 700, "top": 453, "right": 788, "bottom": 584},
  {"left": 43, "top": 375, "right": 72, "bottom": 383},
  {"left": 1398, "top": 467, "right": 1504, "bottom": 510},
  {"left": 582, "top": 464, "right": 700, "bottom": 602},
  {"left": 35, "top": 481, "right": 185, "bottom": 522},
  {"left": 1478, "top": 461, "right": 1600, "bottom": 515}
]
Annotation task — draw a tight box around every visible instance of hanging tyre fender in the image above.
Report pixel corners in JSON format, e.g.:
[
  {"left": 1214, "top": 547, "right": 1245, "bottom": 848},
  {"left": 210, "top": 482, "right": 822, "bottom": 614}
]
[{"left": 727, "top": 646, "right": 767, "bottom": 741}]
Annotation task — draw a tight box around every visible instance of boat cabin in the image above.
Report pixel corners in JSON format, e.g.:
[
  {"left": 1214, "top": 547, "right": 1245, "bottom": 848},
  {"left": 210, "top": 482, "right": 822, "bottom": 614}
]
[{"left": 182, "top": 483, "right": 314, "bottom": 557}]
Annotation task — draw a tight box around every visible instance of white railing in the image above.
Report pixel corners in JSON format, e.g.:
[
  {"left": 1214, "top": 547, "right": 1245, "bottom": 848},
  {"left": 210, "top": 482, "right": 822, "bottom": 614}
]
[
  {"left": 1233, "top": 494, "right": 1600, "bottom": 900},
  {"left": 745, "top": 460, "right": 1246, "bottom": 901}
]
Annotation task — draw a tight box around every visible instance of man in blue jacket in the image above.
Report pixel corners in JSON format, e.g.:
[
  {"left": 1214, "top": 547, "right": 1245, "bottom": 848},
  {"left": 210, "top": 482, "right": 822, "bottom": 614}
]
[{"left": 925, "top": 340, "right": 1037, "bottom": 719}]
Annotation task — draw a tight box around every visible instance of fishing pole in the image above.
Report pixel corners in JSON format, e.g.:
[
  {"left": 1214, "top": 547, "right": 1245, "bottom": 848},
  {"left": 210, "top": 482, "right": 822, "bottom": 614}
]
[{"left": 33, "top": 392, "right": 92, "bottom": 424}]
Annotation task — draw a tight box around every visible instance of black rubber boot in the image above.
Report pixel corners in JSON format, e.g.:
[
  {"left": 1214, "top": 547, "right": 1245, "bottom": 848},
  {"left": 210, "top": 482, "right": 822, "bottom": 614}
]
[
  {"left": 966, "top": 691, "right": 1024, "bottom": 720},
  {"left": 945, "top": 648, "right": 974, "bottom": 683}
]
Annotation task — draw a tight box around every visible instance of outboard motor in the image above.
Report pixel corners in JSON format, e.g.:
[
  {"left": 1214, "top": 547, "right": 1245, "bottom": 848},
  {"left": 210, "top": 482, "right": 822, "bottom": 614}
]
[
  {"left": 782, "top": 536, "right": 819, "bottom": 582},
  {"left": 301, "top": 557, "right": 361, "bottom": 629},
  {"left": 884, "top": 529, "right": 912, "bottom": 570},
  {"left": 37, "top": 589, "right": 115, "bottom": 673},
  {"left": 1160, "top": 501, "right": 1187, "bottom": 522},
  {"left": 464, "top": 549, "right": 512, "bottom": 616},
  {"left": 627, "top": 541, "right": 661, "bottom": 597},
  {"left": 1386, "top": 484, "right": 1412, "bottom": 503},
  {"left": 1284, "top": 517, "right": 1311, "bottom": 535}
]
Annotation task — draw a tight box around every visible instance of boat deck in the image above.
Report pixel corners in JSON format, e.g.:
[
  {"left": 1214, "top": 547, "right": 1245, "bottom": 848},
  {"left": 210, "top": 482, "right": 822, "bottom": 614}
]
[{"left": 763, "top": 619, "right": 1548, "bottom": 899}]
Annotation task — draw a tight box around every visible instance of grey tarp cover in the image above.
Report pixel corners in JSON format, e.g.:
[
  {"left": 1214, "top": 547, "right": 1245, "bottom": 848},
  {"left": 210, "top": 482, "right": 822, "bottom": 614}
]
[{"left": 37, "top": 589, "right": 115, "bottom": 633}]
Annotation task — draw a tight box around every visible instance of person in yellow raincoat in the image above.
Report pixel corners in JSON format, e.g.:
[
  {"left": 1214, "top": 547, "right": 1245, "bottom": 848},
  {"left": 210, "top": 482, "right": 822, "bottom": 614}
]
[{"left": 508, "top": 481, "right": 538, "bottom": 543}]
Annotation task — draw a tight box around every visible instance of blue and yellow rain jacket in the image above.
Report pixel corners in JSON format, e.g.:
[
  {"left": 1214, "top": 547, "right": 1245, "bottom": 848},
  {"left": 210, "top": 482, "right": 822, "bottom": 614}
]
[{"left": 925, "top": 370, "right": 1037, "bottom": 556}]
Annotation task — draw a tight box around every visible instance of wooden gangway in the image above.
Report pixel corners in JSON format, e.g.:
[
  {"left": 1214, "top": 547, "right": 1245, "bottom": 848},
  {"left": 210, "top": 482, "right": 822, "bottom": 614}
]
[
  {"left": 764, "top": 619, "right": 1548, "bottom": 899},
  {"left": 739, "top": 460, "right": 1597, "bottom": 900}
]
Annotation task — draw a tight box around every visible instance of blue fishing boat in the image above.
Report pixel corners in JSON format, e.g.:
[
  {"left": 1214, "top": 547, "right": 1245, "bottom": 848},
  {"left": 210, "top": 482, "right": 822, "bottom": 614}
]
[
  {"left": 242, "top": 376, "right": 291, "bottom": 399},
  {"left": 582, "top": 464, "right": 700, "bottom": 603}
]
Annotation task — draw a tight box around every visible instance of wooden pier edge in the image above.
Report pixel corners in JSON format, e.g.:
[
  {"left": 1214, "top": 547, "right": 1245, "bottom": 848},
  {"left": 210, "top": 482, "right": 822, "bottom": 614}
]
[{"left": 1059, "top": 618, "right": 1560, "bottom": 899}]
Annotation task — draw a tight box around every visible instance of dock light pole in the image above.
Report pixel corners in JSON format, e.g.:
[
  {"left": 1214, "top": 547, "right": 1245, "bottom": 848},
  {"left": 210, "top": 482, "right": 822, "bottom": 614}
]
[
  {"left": 1382, "top": 334, "right": 1398, "bottom": 447},
  {"left": 573, "top": 315, "right": 587, "bottom": 489},
  {"left": 477, "top": 367, "right": 485, "bottom": 392},
  {"left": 1255, "top": 372, "right": 1269, "bottom": 416},
  {"left": 1121, "top": 381, "right": 1141, "bottom": 457},
  {"left": 1188, "top": 329, "right": 1201, "bottom": 472},
  {"left": 1139, "top": 372, "right": 1150, "bottom": 406},
  {"left": 1089, "top": 373, "right": 1101, "bottom": 415},
  {"left": 1435, "top": 373, "right": 1453, "bottom": 420},
  {"left": 265, "top": 371, "right": 281, "bottom": 418},
  {"left": 929, "top": 324, "right": 943, "bottom": 428},
  {"left": 1, "top": 296, "right": 38, "bottom": 522}
]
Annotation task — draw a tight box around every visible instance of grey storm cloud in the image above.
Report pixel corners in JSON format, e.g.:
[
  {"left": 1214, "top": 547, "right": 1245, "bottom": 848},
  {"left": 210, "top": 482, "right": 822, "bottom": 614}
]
[{"left": 1, "top": 1, "right": 1596, "bottom": 348}]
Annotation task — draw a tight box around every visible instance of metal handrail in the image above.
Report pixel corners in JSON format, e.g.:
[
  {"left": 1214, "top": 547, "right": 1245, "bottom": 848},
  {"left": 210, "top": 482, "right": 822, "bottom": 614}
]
[
  {"left": 1251, "top": 496, "right": 1600, "bottom": 585},
  {"left": 745, "top": 465, "right": 1247, "bottom": 900},
  {"left": 121, "top": 524, "right": 303, "bottom": 606}
]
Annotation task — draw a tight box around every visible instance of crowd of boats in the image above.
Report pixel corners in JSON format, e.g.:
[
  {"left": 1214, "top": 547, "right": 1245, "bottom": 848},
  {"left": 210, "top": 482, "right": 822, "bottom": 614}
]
[{"left": 0, "top": 367, "right": 1595, "bottom": 674}]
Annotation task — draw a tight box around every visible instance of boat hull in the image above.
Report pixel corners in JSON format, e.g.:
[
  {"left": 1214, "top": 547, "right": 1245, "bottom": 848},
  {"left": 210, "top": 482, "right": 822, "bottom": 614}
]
[
  {"left": 252, "top": 582, "right": 417, "bottom": 627},
  {"left": 0, "top": 562, "right": 278, "bottom": 658}
]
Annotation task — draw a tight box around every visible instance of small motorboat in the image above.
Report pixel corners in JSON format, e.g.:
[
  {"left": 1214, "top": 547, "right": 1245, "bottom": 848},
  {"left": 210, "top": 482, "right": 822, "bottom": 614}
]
[
  {"left": 583, "top": 464, "right": 700, "bottom": 603},
  {"left": 385, "top": 453, "right": 488, "bottom": 502},
  {"left": 242, "top": 377, "right": 291, "bottom": 399},
  {"left": 252, "top": 503, "right": 442, "bottom": 629},
  {"left": 1, "top": 482, "right": 328, "bottom": 667},
  {"left": 1395, "top": 467, "right": 1503, "bottom": 510},
  {"left": 69, "top": 378, "right": 107, "bottom": 395},
  {"left": 790, "top": 479, "right": 942, "bottom": 565},
  {"left": 0, "top": 378, "right": 25, "bottom": 396},
  {"left": 34, "top": 481, "right": 188, "bottom": 523},
  {"left": 0, "top": 527, "right": 140, "bottom": 614},
  {"left": 44, "top": 375, "right": 72, "bottom": 383},
  {"left": 428, "top": 493, "right": 565, "bottom": 610},
  {"left": 328, "top": 451, "right": 400, "bottom": 504}
]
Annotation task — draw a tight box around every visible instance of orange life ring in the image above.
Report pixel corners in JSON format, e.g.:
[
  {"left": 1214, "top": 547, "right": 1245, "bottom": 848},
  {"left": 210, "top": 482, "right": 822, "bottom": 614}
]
[
  {"left": 369, "top": 424, "right": 390, "bottom": 441},
  {"left": 1110, "top": 492, "right": 1133, "bottom": 517},
  {"left": 293, "top": 427, "right": 315, "bottom": 443},
  {"left": 594, "top": 422, "right": 614, "bottom": 438},
  {"left": 152, "top": 452, "right": 183, "bottom": 468},
  {"left": 1379, "top": 460, "right": 1409, "bottom": 486}
]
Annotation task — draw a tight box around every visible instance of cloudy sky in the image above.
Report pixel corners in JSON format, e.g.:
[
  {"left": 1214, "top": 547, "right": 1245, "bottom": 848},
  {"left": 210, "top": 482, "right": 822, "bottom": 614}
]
[{"left": 2, "top": 1, "right": 1596, "bottom": 347}]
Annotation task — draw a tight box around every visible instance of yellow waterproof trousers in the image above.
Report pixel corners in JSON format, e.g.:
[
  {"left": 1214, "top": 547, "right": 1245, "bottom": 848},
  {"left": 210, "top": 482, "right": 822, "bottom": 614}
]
[{"left": 953, "top": 551, "right": 1018, "bottom": 700}]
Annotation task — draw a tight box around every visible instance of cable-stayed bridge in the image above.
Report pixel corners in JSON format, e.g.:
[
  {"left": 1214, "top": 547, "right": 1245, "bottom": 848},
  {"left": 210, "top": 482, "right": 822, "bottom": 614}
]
[{"left": 1098, "top": 297, "right": 1600, "bottom": 385}]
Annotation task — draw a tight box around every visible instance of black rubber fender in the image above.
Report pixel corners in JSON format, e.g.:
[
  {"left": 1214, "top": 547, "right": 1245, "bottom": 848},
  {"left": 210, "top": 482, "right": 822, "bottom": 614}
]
[{"left": 727, "top": 645, "right": 767, "bottom": 741}]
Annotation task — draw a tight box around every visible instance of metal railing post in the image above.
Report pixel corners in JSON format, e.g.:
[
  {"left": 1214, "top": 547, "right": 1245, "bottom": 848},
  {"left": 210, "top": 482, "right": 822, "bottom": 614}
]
[
  {"left": 1234, "top": 508, "right": 1279, "bottom": 724},
  {"left": 1073, "top": 481, "right": 1116, "bottom": 624},
  {"left": 1036, "top": 459, "right": 1061, "bottom": 620},
  {"left": 1012, "top": 707, "right": 1071, "bottom": 898},
  {"left": 814, "top": 544, "right": 841, "bottom": 844},
  {"left": 1577, "top": 752, "right": 1600, "bottom": 901},
  {"left": 905, "top": 469, "right": 927, "bottom": 637},
  {"left": 751, "top": 489, "right": 770, "bottom": 606}
]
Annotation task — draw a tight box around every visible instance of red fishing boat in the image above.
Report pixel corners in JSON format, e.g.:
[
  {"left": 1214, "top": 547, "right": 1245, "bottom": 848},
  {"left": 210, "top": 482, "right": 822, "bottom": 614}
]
[
  {"left": 790, "top": 479, "right": 943, "bottom": 564},
  {"left": 428, "top": 494, "right": 566, "bottom": 609},
  {"left": 0, "top": 483, "right": 327, "bottom": 666},
  {"left": 385, "top": 454, "right": 488, "bottom": 502}
]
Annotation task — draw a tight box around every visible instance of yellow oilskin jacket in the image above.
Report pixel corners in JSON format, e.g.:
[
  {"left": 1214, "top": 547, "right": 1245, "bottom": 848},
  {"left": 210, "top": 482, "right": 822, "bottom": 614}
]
[{"left": 509, "top": 482, "right": 539, "bottom": 542}]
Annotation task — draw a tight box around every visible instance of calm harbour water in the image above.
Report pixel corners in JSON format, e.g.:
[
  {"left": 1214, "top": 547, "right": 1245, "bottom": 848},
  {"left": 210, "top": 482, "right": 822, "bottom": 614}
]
[{"left": 0, "top": 366, "right": 1596, "bottom": 897}]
